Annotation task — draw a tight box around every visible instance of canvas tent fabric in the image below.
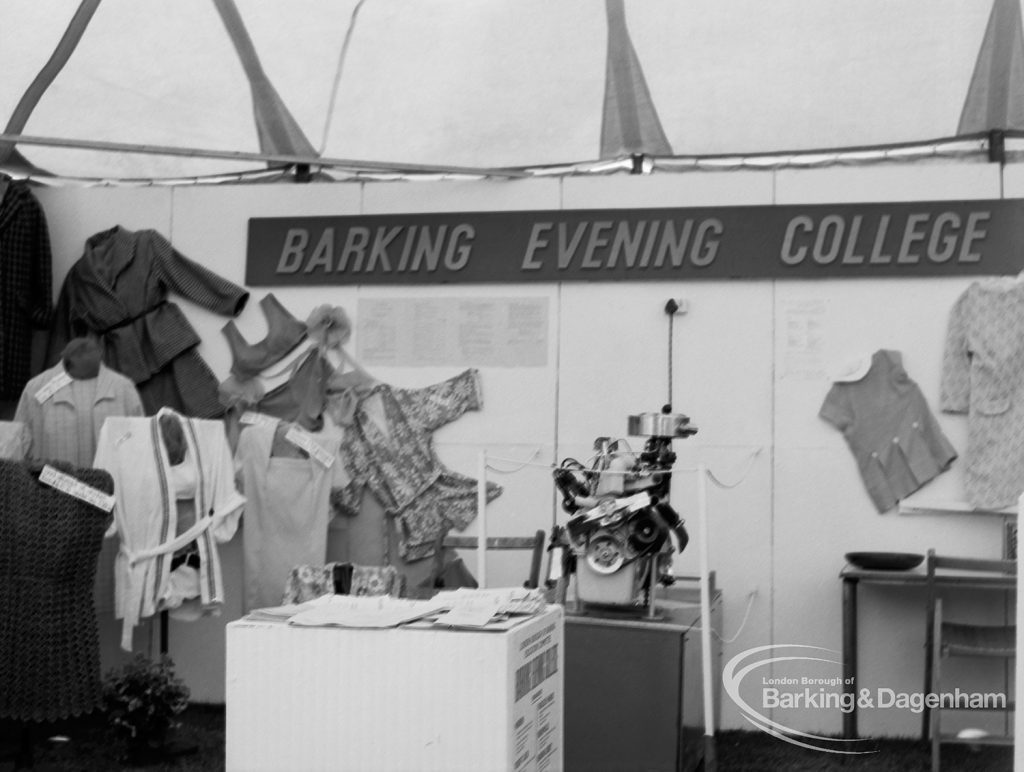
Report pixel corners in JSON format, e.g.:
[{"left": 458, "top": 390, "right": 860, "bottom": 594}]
[{"left": 0, "top": 0, "right": 1021, "bottom": 183}]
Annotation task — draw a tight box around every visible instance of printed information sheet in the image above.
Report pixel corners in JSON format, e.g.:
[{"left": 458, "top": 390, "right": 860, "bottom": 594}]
[{"left": 357, "top": 297, "right": 548, "bottom": 367}]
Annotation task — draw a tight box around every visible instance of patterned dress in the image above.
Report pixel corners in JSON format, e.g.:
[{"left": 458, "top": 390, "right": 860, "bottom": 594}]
[
  {"left": 329, "top": 369, "right": 502, "bottom": 561},
  {"left": 941, "top": 278, "right": 1024, "bottom": 509},
  {"left": 0, "top": 459, "right": 113, "bottom": 721}
]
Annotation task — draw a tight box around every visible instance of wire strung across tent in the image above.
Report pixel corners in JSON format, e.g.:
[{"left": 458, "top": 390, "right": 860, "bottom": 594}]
[
  {"left": 0, "top": 130, "right": 1004, "bottom": 187},
  {"left": 473, "top": 445, "right": 764, "bottom": 490},
  {"left": 0, "top": 131, "right": 530, "bottom": 183}
]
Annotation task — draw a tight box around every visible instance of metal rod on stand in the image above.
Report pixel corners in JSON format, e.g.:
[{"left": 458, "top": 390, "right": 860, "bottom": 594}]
[
  {"left": 647, "top": 557, "right": 659, "bottom": 619},
  {"left": 1016, "top": 492, "right": 1023, "bottom": 771},
  {"left": 477, "top": 450, "right": 487, "bottom": 588},
  {"left": 697, "top": 463, "right": 717, "bottom": 772}
]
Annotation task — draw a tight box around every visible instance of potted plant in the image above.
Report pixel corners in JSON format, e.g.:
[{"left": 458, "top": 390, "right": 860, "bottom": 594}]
[{"left": 102, "top": 653, "right": 191, "bottom": 762}]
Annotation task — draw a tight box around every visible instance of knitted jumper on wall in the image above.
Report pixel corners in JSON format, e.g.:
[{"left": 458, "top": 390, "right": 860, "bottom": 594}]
[{"left": 0, "top": 459, "right": 113, "bottom": 721}]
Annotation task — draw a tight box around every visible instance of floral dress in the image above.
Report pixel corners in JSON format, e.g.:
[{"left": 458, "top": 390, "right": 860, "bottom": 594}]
[
  {"left": 940, "top": 278, "right": 1024, "bottom": 509},
  {"left": 329, "top": 369, "right": 501, "bottom": 561}
]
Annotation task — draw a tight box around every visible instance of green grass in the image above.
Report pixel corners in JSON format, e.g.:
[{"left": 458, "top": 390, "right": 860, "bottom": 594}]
[
  {"left": 1, "top": 710, "right": 1014, "bottom": 771},
  {"left": 717, "top": 729, "right": 1013, "bottom": 772},
  {"left": 0, "top": 705, "right": 225, "bottom": 772}
]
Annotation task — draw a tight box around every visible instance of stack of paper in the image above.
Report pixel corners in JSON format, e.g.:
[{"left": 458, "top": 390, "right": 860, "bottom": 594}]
[
  {"left": 246, "top": 595, "right": 334, "bottom": 623},
  {"left": 245, "top": 587, "right": 548, "bottom": 631},
  {"left": 431, "top": 587, "right": 547, "bottom": 628},
  {"left": 287, "top": 595, "right": 449, "bottom": 628}
]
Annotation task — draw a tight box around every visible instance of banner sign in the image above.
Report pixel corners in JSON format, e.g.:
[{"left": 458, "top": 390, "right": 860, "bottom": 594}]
[{"left": 246, "top": 199, "right": 1024, "bottom": 285}]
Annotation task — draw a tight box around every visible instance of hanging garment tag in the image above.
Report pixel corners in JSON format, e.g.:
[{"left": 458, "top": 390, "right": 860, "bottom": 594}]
[
  {"left": 34, "top": 371, "right": 73, "bottom": 404},
  {"left": 240, "top": 411, "right": 278, "bottom": 427},
  {"left": 284, "top": 426, "right": 334, "bottom": 467},
  {"left": 39, "top": 464, "right": 116, "bottom": 512}
]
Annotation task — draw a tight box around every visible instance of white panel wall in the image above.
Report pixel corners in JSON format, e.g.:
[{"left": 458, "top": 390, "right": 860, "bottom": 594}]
[
  {"left": 356, "top": 179, "right": 564, "bottom": 591},
  {"left": 30, "top": 163, "right": 1017, "bottom": 734},
  {"left": 559, "top": 174, "right": 777, "bottom": 731},
  {"left": 772, "top": 162, "right": 1006, "bottom": 736}
]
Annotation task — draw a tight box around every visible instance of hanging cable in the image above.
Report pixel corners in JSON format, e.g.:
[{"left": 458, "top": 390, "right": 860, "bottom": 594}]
[
  {"left": 664, "top": 298, "right": 678, "bottom": 407},
  {"left": 484, "top": 446, "right": 544, "bottom": 474},
  {"left": 704, "top": 447, "right": 765, "bottom": 489},
  {"left": 687, "top": 589, "right": 758, "bottom": 643}
]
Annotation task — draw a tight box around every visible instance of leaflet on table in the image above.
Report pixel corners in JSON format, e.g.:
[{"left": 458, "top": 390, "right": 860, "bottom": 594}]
[
  {"left": 246, "top": 595, "right": 336, "bottom": 622},
  {"left": 432, "top": 594, "right": 505, "bottom": 628},
  {"left": 434, "top": 587, "right": 547, "bottom": 617},
  {"left": 287, "top": 595, "right": 450, "bottom": 628},
  {"left": 423, "top": 614, "right": 525, "bottom": 632},
  {"left": 248, "top": 587, "right": 549, "bottom": 629}
]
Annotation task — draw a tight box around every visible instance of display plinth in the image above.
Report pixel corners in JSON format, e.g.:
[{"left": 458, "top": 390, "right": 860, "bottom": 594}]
[
  {"left": 564, "top": 595, "right": 720, "bottom": 772},
  {"left": 225, "top": 606, "right": 563, "bottom": 772}
]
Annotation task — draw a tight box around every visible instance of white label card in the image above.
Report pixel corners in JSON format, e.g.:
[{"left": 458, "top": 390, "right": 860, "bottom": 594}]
[
  {"left": 34, "top": 371, "right": 73, "bottom": 404},
  {"left": 39, "top": 464, "right": 116, "bottom": 512},
  {"left": 284, "top": 426, "right": 334, "bottom": 467},
  {"left": 240, "top": 411, "right": 278, "bottom": 427}
]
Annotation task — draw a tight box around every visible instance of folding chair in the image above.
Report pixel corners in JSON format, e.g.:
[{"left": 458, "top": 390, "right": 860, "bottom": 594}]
[
  {"left": 923, "top": 549, "right": 1015, "bottom": 771},
  {"left": 427, "top": 529, "right": 547, "bottom": 590}
]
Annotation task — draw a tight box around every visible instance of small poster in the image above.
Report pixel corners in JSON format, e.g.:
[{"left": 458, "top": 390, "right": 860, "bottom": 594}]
[
  {"left": 357, "top": 297, "right": 548, "bottom": 367},
  {"left": 780, "top": 298, "right": 827, "bottom": 380}
]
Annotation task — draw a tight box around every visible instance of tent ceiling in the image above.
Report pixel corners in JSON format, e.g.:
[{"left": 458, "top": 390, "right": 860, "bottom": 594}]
[{"left": 0, "top": 0, "right": 1018, "bottom": 183}]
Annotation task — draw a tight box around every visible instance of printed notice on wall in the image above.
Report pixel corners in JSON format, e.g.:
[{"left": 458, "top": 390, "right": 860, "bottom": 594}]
[
  {"left": 357, "top": 297, "right": 548, "bottom": 367},
  {"left": 780, "top": 298, "right": 827, "bottom": 380}
]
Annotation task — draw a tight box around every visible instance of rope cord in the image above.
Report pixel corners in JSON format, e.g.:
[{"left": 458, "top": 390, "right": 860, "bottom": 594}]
[
  {"left": 475, "top": 446, "right": 764, "bottom": 487},
  {"left": 703, "top": 447, "right": 764, "bottom": 489},
  {"left": 686, "top": 589, "right": 758, "bottom": 643},
  {"left": 484, "top": 446, "right": 543, "bottom": 474}
]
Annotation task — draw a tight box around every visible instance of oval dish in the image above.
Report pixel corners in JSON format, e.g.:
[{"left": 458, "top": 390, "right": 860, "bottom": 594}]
[{"left": 845, "top": 552, "right": 924, "bottom": 571}]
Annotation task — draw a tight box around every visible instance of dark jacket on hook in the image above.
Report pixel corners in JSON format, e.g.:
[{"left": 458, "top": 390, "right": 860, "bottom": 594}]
[
  {"left": 0, "top": 177, "right": 53, "bottom": 399},
  {"left": 46, "top": 226, "right": 248, "bottom": 417}
]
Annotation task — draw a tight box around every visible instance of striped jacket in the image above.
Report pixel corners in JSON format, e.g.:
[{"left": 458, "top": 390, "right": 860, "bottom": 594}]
[{"left": 94, "top": 409, "right": 246, "bottom": 650}]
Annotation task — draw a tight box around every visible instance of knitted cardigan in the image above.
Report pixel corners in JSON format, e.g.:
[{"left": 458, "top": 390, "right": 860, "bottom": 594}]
[{"left": 0, "top": 459, "right": 113, "bottom": 721}]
